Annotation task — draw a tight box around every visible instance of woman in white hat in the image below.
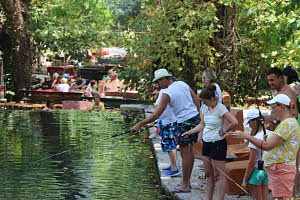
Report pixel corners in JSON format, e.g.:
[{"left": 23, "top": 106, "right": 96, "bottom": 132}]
[
  {"left": 131, "top": 68, "right": 201, "bottom": 193},
  {"left": 232, "top": 94, "right": 300, "bottom": 199}
]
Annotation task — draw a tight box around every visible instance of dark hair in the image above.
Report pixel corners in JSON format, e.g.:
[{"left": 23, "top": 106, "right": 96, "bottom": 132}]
[
  {"left": 46, "top": 100, "right": 53, "bottom": 107},
  {"left": 267, "top": 67, "right": 283, "bottom": 78},
  {"left": 165, "top": 76, "right": 177, "bottom": 81},
  {"left": 200, "top": 85, "right": 217, "bottom": 100},
  {"left": 90, "top": 80, "right": 97, "bottom": 87},
  {"left": 94, "top": 95, "right": 101, "bottom": 99},
  {"left": 283, "top": 66, "right": 299, "bottom": 84}
]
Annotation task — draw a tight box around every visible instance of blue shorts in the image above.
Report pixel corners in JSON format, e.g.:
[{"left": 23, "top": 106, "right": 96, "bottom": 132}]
[
  {"left": 159, "top": 122, "right": 177, "bottom": 152},
  {"left": 175, "top": 114, "right": 200, "bottom": 146}
]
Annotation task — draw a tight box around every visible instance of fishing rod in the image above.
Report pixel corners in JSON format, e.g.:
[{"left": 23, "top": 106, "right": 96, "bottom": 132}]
[
  {"left": 31, "top": 127, "right": 149, "bottom": 165},
  {"left": 255, "top": 97, "right": 267, "bottom": 171}
]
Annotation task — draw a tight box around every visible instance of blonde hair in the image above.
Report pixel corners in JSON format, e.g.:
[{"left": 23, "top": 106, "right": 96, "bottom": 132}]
[
  {"left": 202, "top": 69, "right": 217, "bottom": 84},
  {"left": 61, "top": 78, "right": 68, "bottom": 84},
  {"left": 52, "top": 72, "right": 59, "bottom": 80}
]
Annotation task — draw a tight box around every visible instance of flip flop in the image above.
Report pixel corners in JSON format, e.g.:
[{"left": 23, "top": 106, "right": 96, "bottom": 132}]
[
  {"left": 171, "top": 188, "right": 191, "bottom": 194},
  {"left": 176, "top": 184, "right": 192, "bottom": 189}
]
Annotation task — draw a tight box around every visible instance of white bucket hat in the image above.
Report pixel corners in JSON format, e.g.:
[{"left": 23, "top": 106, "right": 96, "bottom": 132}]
[
  {"left": 152, "top": 69, "right": 173, "bottom": 82},
  {"left": 243, "top": 109, "right": 260, "bottom": 125},
  {"left": 267, "top": 94, "right": 291, "bottom": 106}
]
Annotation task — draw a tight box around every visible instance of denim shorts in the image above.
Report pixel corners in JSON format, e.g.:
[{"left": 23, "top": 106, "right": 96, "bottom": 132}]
[
  {"left": 159, "top": 122, "right": 177, "bottom": 152},
  {"left": 175, "top": 114, "right": 200, "bottom": 146}
]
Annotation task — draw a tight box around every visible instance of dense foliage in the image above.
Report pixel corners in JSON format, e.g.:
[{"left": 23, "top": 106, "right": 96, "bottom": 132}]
[
  {"left": 0, "top": 0, "right": 299, "bottom": 104},
  {"left": 28, "top": 0, "right": 113, "bottom": 62},
  {"left": 117, "top": 0, "right": 299, "bottom": 104}
]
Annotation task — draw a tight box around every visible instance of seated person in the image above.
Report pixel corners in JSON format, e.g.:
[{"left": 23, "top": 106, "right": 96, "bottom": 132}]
[
  {"left": 51, "top": 74, "right": 62, "bottom": 90},
  {"left": 43, "top": 100, "right": 55, "bottom": 111},
  {"left": 90, "top": 95, "right": 105, "bottom": 111},
  {"left": 84, "top": 80, "right": 100, "bottom": 97},
  {"left": 71, "top": 75, "right": 87, "bottom": 90},
  {"left": 58, "top": 78, "right": 70, "bottom": 92}
]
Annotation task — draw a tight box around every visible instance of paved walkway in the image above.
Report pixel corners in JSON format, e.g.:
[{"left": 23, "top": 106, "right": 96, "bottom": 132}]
[{"left": 143, "top": 105, "right": 274, "bottom": 200}]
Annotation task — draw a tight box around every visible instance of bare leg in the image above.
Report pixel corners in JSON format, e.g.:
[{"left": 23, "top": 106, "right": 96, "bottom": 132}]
[
  {"left": 293, "top": 148, "right": 300, "bottom": 196},
  {"left": 177, "top": 144, "right": 194, "bottom": 191},
  {"left": 203, "top": 156, "right": 215, "bottom": 200},
  {"left": 262, "top": 185, "right": 269, "bottom": 200},
  {"left": 168, "top": 150, "right": 177, "bottom": 171},
  {"left": 212, "top": 159, "right": 226, "bottom": 200}
]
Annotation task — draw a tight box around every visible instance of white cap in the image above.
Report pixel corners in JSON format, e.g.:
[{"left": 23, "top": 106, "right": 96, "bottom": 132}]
[
  {"left": 266, "top": 94, "right": 291, "bottom": 106},
  {"left": 152, "top": 69, "right": 173, "bottom": 82},
  {"left": 243, "top": 109, "right": 260, "bottom": 125}
]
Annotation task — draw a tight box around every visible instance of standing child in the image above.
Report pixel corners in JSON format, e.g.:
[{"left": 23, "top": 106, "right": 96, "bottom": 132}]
[{"left": 241, "top": 110, "right": 271, "bottom": 200}]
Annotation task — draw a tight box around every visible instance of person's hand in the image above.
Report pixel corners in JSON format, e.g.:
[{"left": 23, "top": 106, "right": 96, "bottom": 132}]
[
  {"left": 181, "top": 131, "right": 191, "bottom": 137},
  {"left": 230, "top": 130, "right": 249, "bottom": 139},
  {"left": 242, "top": 181, "right": 249, "bottom": 191},
  {"left": 130, "top": 123, "right": 142, "bottom": 132},
  {"left": 147, "top": 122, "right": 155, "bottom": 128}
]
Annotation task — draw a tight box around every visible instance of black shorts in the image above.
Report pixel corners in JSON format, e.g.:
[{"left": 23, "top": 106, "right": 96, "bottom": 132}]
[{"left": 202, "top": 138, "right": 227, "bottom": 161}]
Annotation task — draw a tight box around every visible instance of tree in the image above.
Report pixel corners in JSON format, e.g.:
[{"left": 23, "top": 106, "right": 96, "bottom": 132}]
[
  {"left": 28, "top": 0, "right": 113, "bottom": 62},
  {"left": 0, "top": 0, "right": 33, "bottom": 96},
  {"left": 117, "top": 0, "right": 299, "bottom": 104}
]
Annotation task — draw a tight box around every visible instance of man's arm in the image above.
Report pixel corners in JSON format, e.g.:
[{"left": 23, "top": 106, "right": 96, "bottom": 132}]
[
  {"left": 190, "top": 88, "right": 200, "bottom": 112},
  {"left": 130, "top": 93, "right": 170, "bottom": 132}
]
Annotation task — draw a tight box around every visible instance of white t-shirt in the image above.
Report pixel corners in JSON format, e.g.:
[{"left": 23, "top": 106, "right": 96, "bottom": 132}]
[
  {"left": 215, "top": 83, "right": 223, "bottom": 103},
  {"left": 58, "top": 84, "right": 70, "bottom": 92},
  {"left": 248, "top": 130, "right": 273, "bottom": 168},
  {"left": 155, "top": 89, "right": 177, "bottom": 125},
  {"left": 201, "top": 102, "right": 228, "bottom": 142},
  {"left": 165, "top": 81, "right": 199, "bottom": 123}
]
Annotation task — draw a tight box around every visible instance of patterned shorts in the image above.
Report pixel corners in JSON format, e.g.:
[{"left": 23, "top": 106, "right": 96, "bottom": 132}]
[
  {"left": 159, "top": 122, "right": 177, "bottom": 152},
  {"left": 175, "top": 114, "right": 201, "bottom": 146}
]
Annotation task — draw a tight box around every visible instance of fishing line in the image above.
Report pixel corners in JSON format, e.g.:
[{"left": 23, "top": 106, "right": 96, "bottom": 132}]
[
  {"left": 31, "top": 127, "right": 148, "bottom": 166},
  {"left": 59, "top": 130, "right": 142, "bottom": 178}
]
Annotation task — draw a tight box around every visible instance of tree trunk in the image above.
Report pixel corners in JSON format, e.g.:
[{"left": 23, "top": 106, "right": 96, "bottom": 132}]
[
  {"left": 213, "top": 2, "right": 237, "bottom": 94},
  {"left": 0, "top": 0, "right": 32, "bottom": 98}
]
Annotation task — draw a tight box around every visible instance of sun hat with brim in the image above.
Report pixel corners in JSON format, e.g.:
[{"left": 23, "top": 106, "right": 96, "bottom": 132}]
[
  {"left": 243, "top": 109, "right": 260, "bottom": 125},
  {"left": 152, "top": 69, "right": 173, "bottom": 82},
  {"left": 266, "top": 94, "right": 291, "bottom": 106}
]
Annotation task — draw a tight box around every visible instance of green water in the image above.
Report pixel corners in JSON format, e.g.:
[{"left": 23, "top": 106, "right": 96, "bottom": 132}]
[{"left": 0, "top": 110, "right": 163, "bottom": 199}]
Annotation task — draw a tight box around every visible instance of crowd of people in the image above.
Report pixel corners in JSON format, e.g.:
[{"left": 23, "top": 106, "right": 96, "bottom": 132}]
[{"left": 131, "top": 67, "right": 300, "bottom": 199}]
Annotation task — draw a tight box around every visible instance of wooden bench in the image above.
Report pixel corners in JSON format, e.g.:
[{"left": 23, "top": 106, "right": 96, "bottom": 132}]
[{"left": 225, "top": 160, "right": 249, "bottom": 195}]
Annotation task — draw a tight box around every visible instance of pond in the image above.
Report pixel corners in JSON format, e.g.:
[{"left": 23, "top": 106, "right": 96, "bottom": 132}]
[{"left": 0, "top": 110, "right": 164, "bottom": 199}]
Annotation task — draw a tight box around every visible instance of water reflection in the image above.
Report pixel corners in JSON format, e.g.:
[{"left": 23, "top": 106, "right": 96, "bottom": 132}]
[{"left": 0, "top": 110, "right": 162, "bottom": 199}]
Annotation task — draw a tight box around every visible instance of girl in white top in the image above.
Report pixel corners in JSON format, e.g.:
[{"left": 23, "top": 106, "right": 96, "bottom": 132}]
[
  {"left": 155, "top": 88, "right": 179, "bottom": 176},
  {"left": 240, "top": 109, "right": 271, "bottom": 200},
  {"left": 156, "top": 88, "right": 177, "bottom": 125},
  {"left": 182, "top": 85, "right": 237, "bottom": 200},
  {"left": 58, "top": 78, "right": 70, "bottom": 92}
]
